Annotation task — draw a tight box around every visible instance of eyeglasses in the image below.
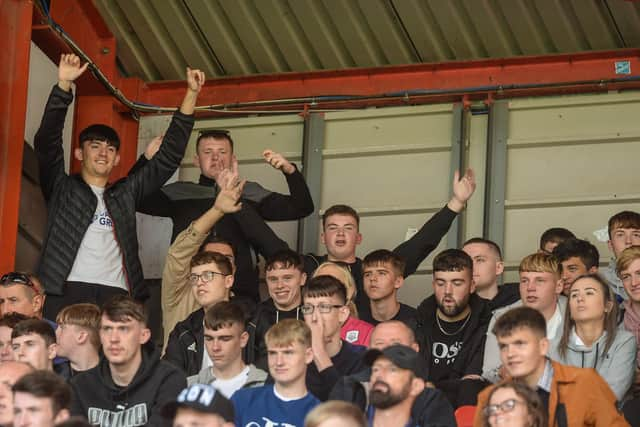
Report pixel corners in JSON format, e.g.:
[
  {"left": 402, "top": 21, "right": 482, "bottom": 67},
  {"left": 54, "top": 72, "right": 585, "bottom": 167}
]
[
  {"left": 0, "top": 272, "right": 40, "bottom": 295},
  {"left": 301, "top": 303, "right": 344, "bottom": 315},
  {"left": 188, "top": 271, "right": 228, "bottom": 285},
  {"left": 483, "top": 398, "right": 524, "bottom": 416}
]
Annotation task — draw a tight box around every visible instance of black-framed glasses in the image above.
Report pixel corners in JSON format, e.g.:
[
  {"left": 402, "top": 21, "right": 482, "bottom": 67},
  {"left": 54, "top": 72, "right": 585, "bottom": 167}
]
[
  {"left": 483, "top": 398, "right": 523, "bottom": 416},
  {"left": 0, "top": 272, "right": 39, "bottom": 295},
  {"left": 301, "top": 303, "right": 344, "bottom": 315},
  {"left": 188, "top": 271, "right": 228, "bottom": 285}
]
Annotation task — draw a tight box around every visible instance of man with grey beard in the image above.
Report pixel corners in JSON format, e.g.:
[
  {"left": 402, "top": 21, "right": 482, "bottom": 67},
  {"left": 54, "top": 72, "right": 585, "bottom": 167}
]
[{"left": 364, "top": 345, "right": 454, "bottom": 427}]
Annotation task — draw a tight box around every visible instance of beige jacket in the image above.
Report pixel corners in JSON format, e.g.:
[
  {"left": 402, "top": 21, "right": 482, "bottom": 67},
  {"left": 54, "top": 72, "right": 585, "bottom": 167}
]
[{"left": 161, "top": 223, "right": 205, "bottom": 351}]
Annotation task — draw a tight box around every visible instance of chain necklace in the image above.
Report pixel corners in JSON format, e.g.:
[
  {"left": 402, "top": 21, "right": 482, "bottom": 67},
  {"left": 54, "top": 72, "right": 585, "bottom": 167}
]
[{"left": 436, "top": 311, "right": 471, "bottom": 336}]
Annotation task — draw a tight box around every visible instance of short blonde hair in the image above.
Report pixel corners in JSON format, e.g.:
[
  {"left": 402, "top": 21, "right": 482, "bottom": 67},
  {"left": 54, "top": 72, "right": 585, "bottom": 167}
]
[
  {"left": 616, "top": 246, "right": 640, "bottom": 276},
  {"left": 519, "top": 252, "right": 559, "bottom": 275},
  {"left": 305, "top": 401, "right": 366, "bottom": 427},
  {"left": 56, "top": 303, "right": 101, "bottom": 350},
  {"left": 314, "top": 262, "right": 358, "bottom": 318},
  {"left": 265, "top": 319, "right": 311, "bottom": 349}
]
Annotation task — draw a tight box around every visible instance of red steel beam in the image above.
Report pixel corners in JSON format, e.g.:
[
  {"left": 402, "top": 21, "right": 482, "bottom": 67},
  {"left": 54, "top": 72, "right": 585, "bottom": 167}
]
[
  {"left": 142, "top": 49, "right": 640, "bottom": 109},
  {"left": 0, "top": 0, "right": 33, "bottom": 273},
  {"left": 32, "top": 0, "right": 141, "bottom": 178}
]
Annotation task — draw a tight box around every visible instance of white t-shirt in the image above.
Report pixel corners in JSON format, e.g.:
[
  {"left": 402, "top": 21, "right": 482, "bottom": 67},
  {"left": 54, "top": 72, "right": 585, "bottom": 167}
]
[
  {"left": 212, "top": 366, "right": 250, "bottom": 398},
  {"left": 67, "top": 185, "right": 127, "bottom": 290}
]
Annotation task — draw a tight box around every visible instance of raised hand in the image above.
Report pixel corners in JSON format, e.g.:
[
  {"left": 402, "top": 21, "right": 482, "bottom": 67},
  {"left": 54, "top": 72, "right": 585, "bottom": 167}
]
[
  {"left": 448, "top": 168, "right": 476, "bottom": 213},
  {"left": 58, "top": 54, "right": 89, "bottom": 91},
  {"left": 143, "top": 134, "right": 163, "bottom": 160},
  {"left": 262, "top": 149, "right": 295, "bottom": 175},
  {"left": 213, "top": 168, "right": 245, "bottom": 214},
  {"left": 186, "top": 67, "right": 205, "bottom": 93}
]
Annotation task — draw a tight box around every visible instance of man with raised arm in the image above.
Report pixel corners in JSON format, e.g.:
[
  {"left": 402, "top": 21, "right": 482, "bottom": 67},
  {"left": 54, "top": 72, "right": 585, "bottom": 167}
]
[
  {"left": 35, "top": 54, "right": 204, "bottom": 318},
  {"left": 137, "top": 130, "right": 314, "bottom": 303},
  {"left": 304, "top": 170, "right": 476, "bottom": 316}
]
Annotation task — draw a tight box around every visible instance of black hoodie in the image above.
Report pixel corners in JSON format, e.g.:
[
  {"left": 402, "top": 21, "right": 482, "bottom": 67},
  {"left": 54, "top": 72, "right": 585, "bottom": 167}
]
[{"left": 70, "top": 341, "right": 186, "bottom": 426}]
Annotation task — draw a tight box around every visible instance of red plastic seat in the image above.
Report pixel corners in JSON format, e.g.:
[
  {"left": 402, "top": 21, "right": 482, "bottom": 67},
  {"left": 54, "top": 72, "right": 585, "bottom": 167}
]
[{"left": 455, "top": 405, "right": 476, "bottom": 427}]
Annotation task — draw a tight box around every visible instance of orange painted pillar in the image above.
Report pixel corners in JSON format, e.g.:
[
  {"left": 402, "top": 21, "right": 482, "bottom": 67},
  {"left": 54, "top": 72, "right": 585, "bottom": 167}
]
[{"left": 0, "top": 0, "right": 33, "bottom": 273}]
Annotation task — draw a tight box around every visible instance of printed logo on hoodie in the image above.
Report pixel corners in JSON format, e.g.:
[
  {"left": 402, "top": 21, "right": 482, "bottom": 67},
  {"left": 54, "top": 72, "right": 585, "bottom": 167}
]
[{"left": 87, "top": 403, "right": 148, "bottom": 427}]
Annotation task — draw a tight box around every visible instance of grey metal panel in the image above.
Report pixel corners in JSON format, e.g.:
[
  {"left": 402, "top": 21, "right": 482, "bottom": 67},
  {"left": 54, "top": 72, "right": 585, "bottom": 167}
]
[
  {"left": 93, "top": 0, "right": 640, "bottom": 80},
  {"left": 485, "top": 101, "right": 509, "bottom": 250},
  {"left": 298, "top": 113, "right": 325, "bottom": 254},
  {"left": 184, "top": 0, "right": 256, "bottom": 75},
  {"left": 605, "top": 0, "right": 640, "bottom": 47},
  {"left": 254, "top": 0, "right": 320, "bottom": 71},
  {"left": 447, "top": 104, "right": 464, "bottom": 250}
]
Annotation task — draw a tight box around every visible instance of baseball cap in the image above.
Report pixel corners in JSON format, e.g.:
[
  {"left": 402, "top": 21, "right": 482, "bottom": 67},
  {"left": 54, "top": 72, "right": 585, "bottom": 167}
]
[
  {"left": 162, "top": 384, "right": 234, "bottom": 422},
  {"left": 364, "top": 344, "right": 427, "bottom": 378}
]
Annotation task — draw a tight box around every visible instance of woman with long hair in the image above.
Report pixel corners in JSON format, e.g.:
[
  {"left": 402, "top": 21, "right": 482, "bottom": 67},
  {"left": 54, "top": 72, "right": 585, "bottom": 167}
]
[
  {"left": 313, "top": 262, "right": 373, "bottom": 347},
  {"left": 553, "top": 273, "right": 637, "bottom": 400},
  {"left": 482, "top": 381, "right": 546, "bottom": 427}
]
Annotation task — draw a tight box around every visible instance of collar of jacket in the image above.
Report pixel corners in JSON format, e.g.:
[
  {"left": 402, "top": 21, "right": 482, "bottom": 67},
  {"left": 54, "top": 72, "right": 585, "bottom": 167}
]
[{"left": 198, "top": 174, "right": 218, "bottom": 187}]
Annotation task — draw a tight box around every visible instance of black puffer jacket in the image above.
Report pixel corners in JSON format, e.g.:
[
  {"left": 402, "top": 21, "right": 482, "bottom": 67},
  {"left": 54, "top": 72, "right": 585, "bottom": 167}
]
[
  {"left": 70, "top": 341, "right": 186, "bottom": 426},
  {"left": 34, "top": 85, "right": 193, "bottom": 299}
]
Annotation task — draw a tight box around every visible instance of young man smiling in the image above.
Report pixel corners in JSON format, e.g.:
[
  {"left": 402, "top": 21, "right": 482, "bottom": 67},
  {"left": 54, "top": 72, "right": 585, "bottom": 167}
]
[
  {"left": 248, "top": 249, "right": 307, "bottom": 369},
  {"left": 187, "top": 301, "right": 267, "bottom": 396},
  {"left": 35, "top": 54, "right": 204, "bottom": 318},
  {"left": 164, "top": 252, "right": 234, "bottom": 376},
  {"left": 70, "top": 296, "right": 185, "bottom": 426},
  {"left": 474, "top": 306, "right": 628, "bottom": 427},
  {"left": 231, "top": 319, "right": 320, "bottom": 427}
]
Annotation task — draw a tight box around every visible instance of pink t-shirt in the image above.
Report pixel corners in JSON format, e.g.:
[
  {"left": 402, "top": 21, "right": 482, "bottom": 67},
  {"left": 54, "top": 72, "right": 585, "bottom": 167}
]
[{"left": 341, "top": 316, "right": 374, "bottom": 347}]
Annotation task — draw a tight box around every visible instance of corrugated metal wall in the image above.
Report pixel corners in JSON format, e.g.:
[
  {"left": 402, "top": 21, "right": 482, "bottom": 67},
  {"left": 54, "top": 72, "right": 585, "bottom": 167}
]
[{"left": 495, "top": 92, "right": 640, "bottom": 281}]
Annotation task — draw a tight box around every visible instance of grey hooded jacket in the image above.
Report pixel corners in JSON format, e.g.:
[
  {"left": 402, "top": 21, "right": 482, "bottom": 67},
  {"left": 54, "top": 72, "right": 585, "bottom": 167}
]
[
  {"left": 549, "top": 327, "right": 637, "bottom": 401},
  {"left": 187, "top": 364, "right": 268, "bottom": 391}
]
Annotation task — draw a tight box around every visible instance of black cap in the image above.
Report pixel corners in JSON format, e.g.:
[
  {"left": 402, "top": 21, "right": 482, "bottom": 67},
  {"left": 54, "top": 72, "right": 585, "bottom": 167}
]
[
  {"left": 162, "top": 384, "right": 235, "bottom": 422},
  {"left": 364, "top": 344, "right": 427, "bottom": 378}
]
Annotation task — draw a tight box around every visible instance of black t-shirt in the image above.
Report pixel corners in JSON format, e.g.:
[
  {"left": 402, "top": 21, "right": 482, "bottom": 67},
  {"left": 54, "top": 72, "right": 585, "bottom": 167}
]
[
  {"left": 361, "top": 303, "right": 417, "bottom": 330},
  {"left": 428, "top": 314, "right": 470, "bottom": 382}
]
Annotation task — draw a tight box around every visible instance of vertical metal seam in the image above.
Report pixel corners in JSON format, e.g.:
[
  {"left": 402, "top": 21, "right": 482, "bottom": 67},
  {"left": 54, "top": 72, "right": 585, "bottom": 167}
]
[
  {"left": 484, "top": 101, "right": 509, "bottom": 251},
  {"left": 447, "top": 103, "right": 465, "bottom": 249},
  {"left": 297, "top": 113, "right": 325, "bottom": 254}
]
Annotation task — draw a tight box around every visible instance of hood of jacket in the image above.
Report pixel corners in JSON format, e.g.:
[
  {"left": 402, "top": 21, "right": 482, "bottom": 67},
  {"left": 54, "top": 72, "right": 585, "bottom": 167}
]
[
  {"left": 188, "top": 364, "right": 268, "bottom": 388},
  {"left": 94, "top": 341, "right": 162, "bottom": 399}
]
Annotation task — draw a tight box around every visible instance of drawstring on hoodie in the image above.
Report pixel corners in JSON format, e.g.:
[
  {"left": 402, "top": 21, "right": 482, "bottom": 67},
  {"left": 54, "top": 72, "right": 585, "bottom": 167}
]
[{"left": 275, "top": 306, "right": 301, "bottom": 323}]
